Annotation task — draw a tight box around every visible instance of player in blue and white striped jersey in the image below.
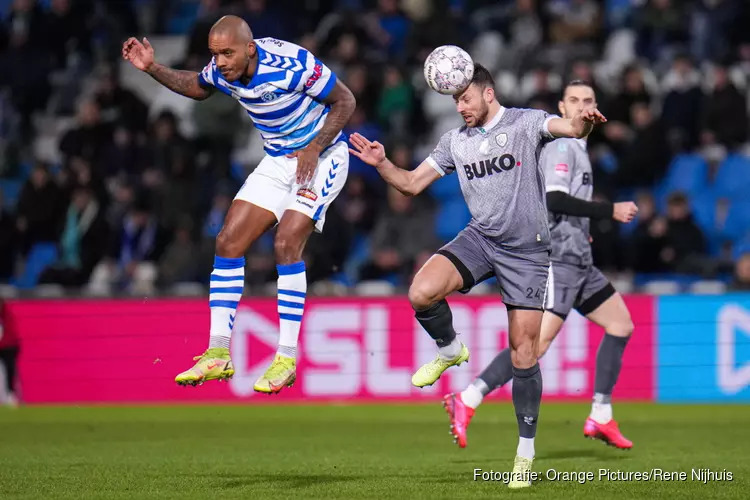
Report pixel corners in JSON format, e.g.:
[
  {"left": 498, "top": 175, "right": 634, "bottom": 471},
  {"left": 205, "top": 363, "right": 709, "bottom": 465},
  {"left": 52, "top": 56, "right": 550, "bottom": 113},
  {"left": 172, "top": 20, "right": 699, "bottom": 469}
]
[{"left": 123, "top": 16, "right": 356, "bottom": 394}]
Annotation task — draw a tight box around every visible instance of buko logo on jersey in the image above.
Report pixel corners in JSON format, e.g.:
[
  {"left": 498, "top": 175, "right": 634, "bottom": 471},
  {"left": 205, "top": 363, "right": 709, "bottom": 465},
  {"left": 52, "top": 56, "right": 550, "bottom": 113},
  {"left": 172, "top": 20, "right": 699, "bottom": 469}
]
[{"left": 463, "top": 154, "right": 519, "bottom": 180}]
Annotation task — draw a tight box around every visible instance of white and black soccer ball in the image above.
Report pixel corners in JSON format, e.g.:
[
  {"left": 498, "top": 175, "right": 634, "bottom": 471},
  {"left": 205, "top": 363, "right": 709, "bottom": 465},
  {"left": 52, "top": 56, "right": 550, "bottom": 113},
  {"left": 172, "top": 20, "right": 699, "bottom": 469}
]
[{"left": 423, "top": 45, "right": 475, "bottom": 95}]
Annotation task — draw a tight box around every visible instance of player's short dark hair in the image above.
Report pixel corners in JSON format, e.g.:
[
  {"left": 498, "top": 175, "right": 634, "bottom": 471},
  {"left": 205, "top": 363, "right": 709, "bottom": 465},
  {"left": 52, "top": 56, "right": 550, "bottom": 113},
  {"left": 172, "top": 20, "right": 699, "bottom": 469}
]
[
  {"left": 470, "top": 63, "right": 495, "bottom": 90},
  {"left": 562, "top": 80, "right": 594, "bottom": 99}
]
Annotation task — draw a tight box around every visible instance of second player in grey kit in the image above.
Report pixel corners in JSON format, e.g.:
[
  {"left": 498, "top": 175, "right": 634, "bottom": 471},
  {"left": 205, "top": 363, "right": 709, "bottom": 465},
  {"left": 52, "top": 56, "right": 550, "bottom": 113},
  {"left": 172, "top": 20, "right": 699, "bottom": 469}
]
[
  {"left": 349, "top": 64, "right": 606, "bottom": 488},
  {"left": 445, "top": 81, "right": 640, "bottom": 457}
]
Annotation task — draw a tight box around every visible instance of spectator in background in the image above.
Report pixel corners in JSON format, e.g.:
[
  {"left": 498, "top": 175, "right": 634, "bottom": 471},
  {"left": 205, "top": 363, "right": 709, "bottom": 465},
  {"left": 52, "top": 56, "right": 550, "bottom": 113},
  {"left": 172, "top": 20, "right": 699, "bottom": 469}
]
[
  {"left": 614, "top": 101, "right": 671, "bottom": 188},
  {"left": 344, "top": 107, "right": 383, "bottom": 186},
  {"left": 690, "top": 0, "right": 744, "bottom": 64},
  {"left": 89, "top": 194, "right": 169, "bottom": 294},
  {"left": 0, "top": 1, "right": 52, "bottom": 140},
  {"left": 93, "top": 66, "right": 149, "bottom": 134},
  {"left": 589, "top": 191, "right": 622, "bottom": 272},
  {"left": 146, "top": 111, "right": 191, "bottom": 177},
  {"left": 185, "top": 0, "right": 228, "bottom": 62},
  {"left": 377, "top": 65, "right": 413, "bottom": 142},
  {"left": 701, "top": 61, "right": 748, "bottom": 149},
  {"left": 46, "top": 0, "right": 93, "bottom": 70},
  {"left": 604, "top": 64, "right": 652, "bottom": 127},
  {"left": 240, "top": 0, "right": 291, "bottom": 41},
  {"left": 158, "top": 217, "right": 200, "bottom": 287},
  {"left": 731, "top": 252, "right": 750, "bottom": 290},
  {"left": 634, "top": 0, "right": 687, "bottom": 63},
  {"left": 58, "top": 99, "right": 113, "bottom": 175},
  {"left": 38, "top": 185, "right": 109, "bottom": 288},
  {"left": 101, "top": 125, "right": 146, "bottom": 181},
  {"left": 16, "top": 163, "right": 63, "bottom": 255},
  {"left": 0, "top": 191, "right": 17, "bottom": 281},
  {"left": 336, "top": 174, "right": 376, "bottom": 236},
  {"left": 359, "top": 186, "right": 437, "bottom": 284},
  {"left": 191, "top": 90, "right": 246, "bottom": 184},
  {"left": 660, "top": 54, "right": 704, "bottom": 150},
  {"left": 368, "top": 0, "right": 412, "bottom": 60},
  {"left": 662, "top": 192, "right": 706, "bottom": 272},
  {"left": 547, "top": 0, "right": 601, "bottom": 46},
  {"left": 630, "top": 191, "right": 666, "bottom": 273}
]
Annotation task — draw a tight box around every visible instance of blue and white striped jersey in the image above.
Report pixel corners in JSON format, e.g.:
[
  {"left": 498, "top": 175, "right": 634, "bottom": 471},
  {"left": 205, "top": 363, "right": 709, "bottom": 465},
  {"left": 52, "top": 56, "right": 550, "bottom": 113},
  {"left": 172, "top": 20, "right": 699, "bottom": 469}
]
[{"left": 199, "top": 37, "right": 340, "bottom": 157}]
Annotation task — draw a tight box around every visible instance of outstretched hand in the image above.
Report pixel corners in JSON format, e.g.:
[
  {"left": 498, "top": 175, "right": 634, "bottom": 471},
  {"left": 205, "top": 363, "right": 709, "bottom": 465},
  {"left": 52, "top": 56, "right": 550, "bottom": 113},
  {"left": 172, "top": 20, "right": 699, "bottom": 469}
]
[
  {"left": 122, "top": 37, "right": 155, "bottom": 72},
  {"left": 348, "top": 133, "right": 386, "bottom": 167},
  {"left": 580, "top": 108, "right": 607, "bottom": 125}
]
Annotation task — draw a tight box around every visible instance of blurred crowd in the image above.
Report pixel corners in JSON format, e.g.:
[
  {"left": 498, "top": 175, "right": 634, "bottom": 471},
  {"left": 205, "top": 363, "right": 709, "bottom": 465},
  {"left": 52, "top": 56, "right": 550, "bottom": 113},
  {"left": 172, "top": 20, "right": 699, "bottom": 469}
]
[{"left": 1, "top": 0, "right": 750, "bottom": 296}]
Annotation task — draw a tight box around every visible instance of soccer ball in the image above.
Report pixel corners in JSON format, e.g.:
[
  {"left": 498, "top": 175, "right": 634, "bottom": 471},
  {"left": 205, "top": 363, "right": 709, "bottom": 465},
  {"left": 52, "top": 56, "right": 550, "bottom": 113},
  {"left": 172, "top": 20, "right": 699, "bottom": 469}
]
[{"left": 423, "top": 45, "right": 475, "bottom": 95}]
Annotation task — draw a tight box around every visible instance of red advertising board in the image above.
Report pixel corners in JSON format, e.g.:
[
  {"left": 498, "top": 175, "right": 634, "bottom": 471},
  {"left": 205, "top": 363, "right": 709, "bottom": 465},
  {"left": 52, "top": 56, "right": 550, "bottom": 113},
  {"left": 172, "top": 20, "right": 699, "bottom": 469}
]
[{"left": 4, "top": 296, "right": 655, "bottom": 404}]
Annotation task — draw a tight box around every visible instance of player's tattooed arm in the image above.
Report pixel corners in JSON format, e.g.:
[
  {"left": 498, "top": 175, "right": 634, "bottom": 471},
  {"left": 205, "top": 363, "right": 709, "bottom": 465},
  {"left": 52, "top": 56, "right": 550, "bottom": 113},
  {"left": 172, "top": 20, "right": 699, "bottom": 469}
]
[
  {"left": 146, "top": 64, "right": 214, "bottom": 101},
  {"left": 312, "top": 81, "right": 357, "bottom": 150},
  {"left": 122, "top": 37, "right": 213, "bottom": 101}
]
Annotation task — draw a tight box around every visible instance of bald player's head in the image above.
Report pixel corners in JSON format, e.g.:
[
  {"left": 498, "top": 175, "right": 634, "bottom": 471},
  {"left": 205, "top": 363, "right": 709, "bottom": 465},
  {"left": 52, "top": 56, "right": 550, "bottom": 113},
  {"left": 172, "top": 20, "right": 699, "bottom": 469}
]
[
  {"left": 209, "top": 15, "right": 253, "bottom": 43},
  {"left": 208, "top": 15, "right": 257, "bottom": 82}
]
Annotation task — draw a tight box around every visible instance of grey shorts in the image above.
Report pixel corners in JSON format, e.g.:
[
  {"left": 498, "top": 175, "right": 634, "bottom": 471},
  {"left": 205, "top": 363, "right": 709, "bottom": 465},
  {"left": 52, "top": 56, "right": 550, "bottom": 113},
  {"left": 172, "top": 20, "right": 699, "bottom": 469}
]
[
  {"left": 545, "top": 261, "right": 616, "bottom": 319},
  {"left": 437, "top": 225, "right": 551, "bottom": 310}
]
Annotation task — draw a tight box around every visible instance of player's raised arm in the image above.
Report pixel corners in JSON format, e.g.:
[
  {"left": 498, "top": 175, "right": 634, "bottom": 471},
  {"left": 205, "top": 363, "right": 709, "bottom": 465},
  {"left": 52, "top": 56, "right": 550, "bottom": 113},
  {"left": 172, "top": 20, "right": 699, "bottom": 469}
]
[
  {"left": 122, "top": 37, "right": 214, "bottom": 101},
  {"left": 349, "top": 133, "right": 440, "bottom": 196},
  {"left": 547, "top": 109, "right": 607, "bottom": 139}
]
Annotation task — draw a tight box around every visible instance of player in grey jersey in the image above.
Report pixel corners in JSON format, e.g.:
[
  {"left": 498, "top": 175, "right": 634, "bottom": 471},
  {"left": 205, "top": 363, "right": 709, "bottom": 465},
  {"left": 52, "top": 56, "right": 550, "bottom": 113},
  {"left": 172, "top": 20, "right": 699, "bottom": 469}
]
[
  {"left": 349, "top": 65, "right": 606, "bottom": 489},
  {"left": 446, "top": 81, "right": 640, "bottom": 454}
]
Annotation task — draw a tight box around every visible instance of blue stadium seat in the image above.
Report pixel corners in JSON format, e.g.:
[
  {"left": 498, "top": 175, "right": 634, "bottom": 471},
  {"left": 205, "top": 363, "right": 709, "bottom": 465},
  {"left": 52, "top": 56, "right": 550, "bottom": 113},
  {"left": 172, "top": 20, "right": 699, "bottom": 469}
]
[
  {"left": 657, "top": 154, "right": 709, "bottom": 208},
  {"left": 720, "top": 200, "right": 750, "bottom": 245},
  {"left": 428, "top": 172, "right": 462, "bottom": 202},
  {"left": 713, "top": 154, "right": 750, "bottom": 200},
  {"left": 0, "top": 179, "right": 23, "bottom": 210},
  {"left": 690, "top": 191, "right": 718, "bottom": 239},
  {"left": 13, "top": 243, "right": 58, "bottom": 289},
  {"left": 435, "top": 199, "right": 471, "bottom": 243}
]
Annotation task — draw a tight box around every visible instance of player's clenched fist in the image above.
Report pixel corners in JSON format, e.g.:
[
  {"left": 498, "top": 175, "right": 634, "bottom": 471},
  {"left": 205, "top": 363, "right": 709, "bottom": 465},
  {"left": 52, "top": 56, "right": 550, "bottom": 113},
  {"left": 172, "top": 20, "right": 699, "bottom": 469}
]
[
  {"left": 122, "top": 37, "right": 155, "bottom": 72},
  {"left": 613, "top": 201, "right": 638, "bottom": 223},
  {"left": 348, "top": 133, "right": 386, "bottom": 167}
]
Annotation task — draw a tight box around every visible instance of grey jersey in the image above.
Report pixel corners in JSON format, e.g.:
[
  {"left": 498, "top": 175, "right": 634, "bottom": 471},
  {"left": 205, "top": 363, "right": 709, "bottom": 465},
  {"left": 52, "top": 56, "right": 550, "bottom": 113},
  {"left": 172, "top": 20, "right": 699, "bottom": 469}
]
[
  {"left": 426, "top": 107, "right": 556, "bottom": 252},
  {"left": 541, "top": 138, "right": 594, "bottom": 266}
]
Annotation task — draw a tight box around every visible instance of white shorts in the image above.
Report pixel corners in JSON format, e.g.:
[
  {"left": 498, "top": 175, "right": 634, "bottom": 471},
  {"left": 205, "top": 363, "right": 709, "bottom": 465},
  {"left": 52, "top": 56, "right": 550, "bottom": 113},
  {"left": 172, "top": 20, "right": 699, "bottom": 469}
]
[{"left": 235, "top": 140, "right": 349, "bottom": 233}]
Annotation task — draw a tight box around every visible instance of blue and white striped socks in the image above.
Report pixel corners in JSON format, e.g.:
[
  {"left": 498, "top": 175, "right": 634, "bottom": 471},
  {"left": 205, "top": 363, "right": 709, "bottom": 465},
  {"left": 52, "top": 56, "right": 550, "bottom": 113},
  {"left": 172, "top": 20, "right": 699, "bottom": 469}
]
[
  {"left": 276, "top": 261, "right": 307, "bottom": 359},
  {"left": 208, "top": 256, "right": 245, "bottom": 349}
]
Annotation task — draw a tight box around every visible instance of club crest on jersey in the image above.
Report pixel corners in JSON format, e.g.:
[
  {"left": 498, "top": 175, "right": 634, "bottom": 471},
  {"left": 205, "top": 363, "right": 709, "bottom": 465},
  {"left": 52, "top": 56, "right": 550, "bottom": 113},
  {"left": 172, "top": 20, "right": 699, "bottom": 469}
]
[
  {"left": 297, "top": 188, "right": 318, "bottom": 202},
  {"left": 496, "top": 133, "right": 508, "bottom": 147},
  {"left": 261, "top": 91, "right": 278, "bottom": 102}
]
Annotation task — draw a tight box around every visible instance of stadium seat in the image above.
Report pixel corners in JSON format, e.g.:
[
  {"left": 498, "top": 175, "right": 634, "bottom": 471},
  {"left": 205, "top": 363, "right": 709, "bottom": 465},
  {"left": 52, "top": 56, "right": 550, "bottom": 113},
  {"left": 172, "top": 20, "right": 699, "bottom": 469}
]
[
  {"left": 641, "top": 280, "right": 681, "bottom": 295},
  {"left": 657, "top": 154, "right": 709, "bottom": 207},
  {"left": 355, "top": 280, "right": 396, "bottom": 296},
  {"left": 428, "top": 171, "right": 462, "bottom": 201},
  {"left": 0, "top": 179, "right": 23, "bottom": 210},
  {"left": 435, "top": 199, "right": 471, "bottom": 243},
  {"left": 0, "top": 284, "right": 18, "bottom": 299},
  {"left": 713, "top": 154, "right": 750, "bottom": 200},
  {"left": 13, "top": 243, "right": 58, "bottom": 289},
  {"left": 689, "top": 280, "right": 727, "bottom": 295},
  {"left": 169, "top": 282, "right": 206, "bottom": 297},
  {"left": 690, "top": 191, "right": 718, "bottom": 237},
  {"left": 719, "top": 200, "right": 750, "bottom": 246},
  {"left": 31, "top": 284, "right": 65, "bottom": 298}
]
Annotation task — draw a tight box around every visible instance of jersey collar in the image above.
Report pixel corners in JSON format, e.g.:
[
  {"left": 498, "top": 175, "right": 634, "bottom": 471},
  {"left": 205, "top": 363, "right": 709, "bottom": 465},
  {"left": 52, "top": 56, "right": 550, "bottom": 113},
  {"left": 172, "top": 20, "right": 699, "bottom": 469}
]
[
  {"left": 575, "top": 137, "right": 588, "bottom": 150},
  {"left": 477, "top": 106, "right": 506, "bottom": 134}
]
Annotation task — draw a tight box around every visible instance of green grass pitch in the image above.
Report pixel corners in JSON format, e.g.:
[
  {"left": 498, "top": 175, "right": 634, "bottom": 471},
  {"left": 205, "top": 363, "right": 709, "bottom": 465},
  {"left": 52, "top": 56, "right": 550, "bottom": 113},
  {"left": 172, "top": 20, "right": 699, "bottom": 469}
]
[{"left": 0, "top": 403, "right": 747, "bottom": 499}]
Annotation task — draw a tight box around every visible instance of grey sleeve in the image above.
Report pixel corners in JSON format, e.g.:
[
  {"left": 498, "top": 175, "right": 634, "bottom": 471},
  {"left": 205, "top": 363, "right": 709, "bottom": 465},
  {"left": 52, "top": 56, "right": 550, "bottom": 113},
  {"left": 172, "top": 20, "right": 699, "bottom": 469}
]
[
  {"left": 542, "top": 141, "right": 576, "bottom": 194},
  {"left": 424, "top": 131, "right": 456, "bottom": 176},
  {"left": 528, "top": 109, "right": 558, "bottom": 141}
]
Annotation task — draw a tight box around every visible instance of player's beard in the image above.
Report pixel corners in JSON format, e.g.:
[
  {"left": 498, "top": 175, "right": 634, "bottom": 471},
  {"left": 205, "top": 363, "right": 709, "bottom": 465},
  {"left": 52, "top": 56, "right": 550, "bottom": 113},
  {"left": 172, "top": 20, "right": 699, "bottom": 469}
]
[{"left": 472, "top": 101, "right": 490, "bottom": 128}]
